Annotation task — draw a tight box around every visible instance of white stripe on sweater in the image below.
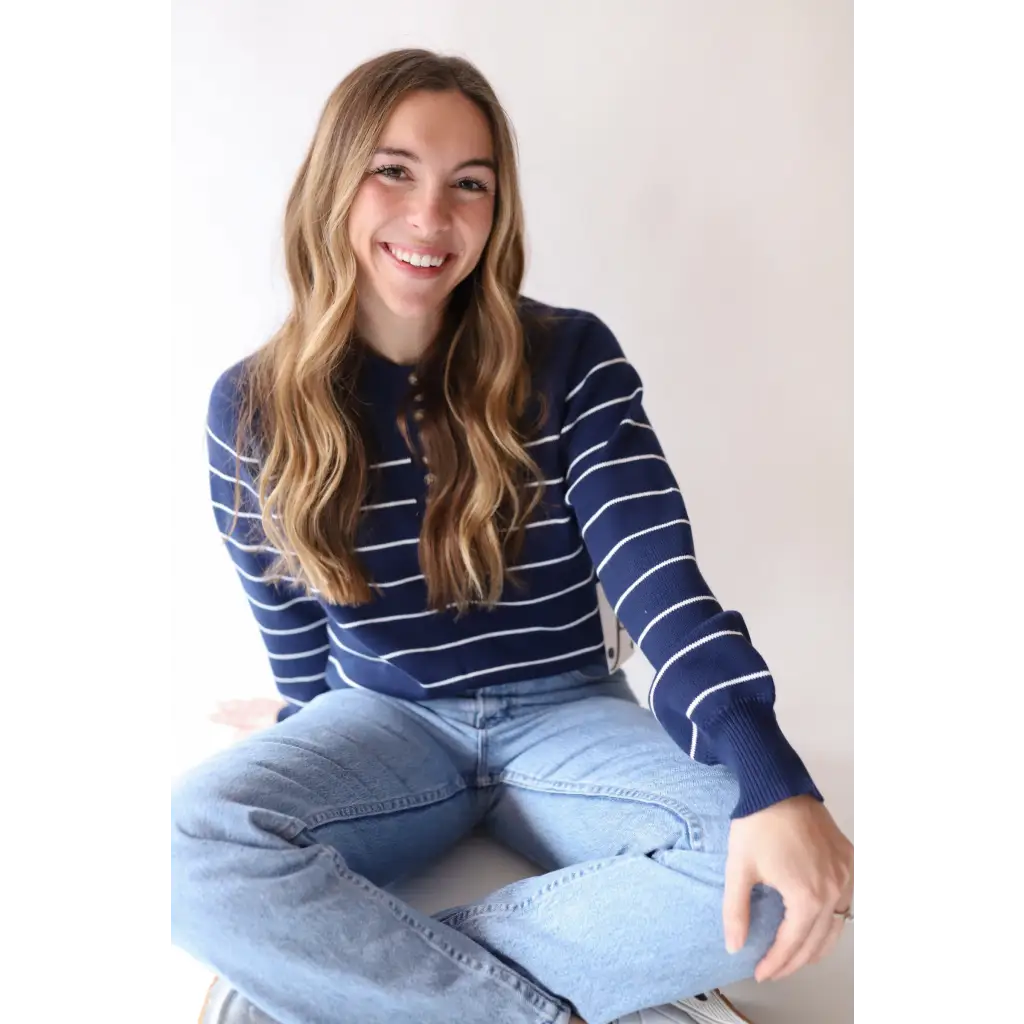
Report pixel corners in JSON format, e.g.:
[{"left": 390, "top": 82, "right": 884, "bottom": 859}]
[
  {"left": 336, "top": 607, "right": 438, "bottom": 630},
  {"left": 595, "top": 518, "right": 691, "bottom": 575},
  {"left": 516, "top": 545, "right": 585, "bottom": 572},
  {"left": 581, "top": 488, "right": 682, "bottom": 537},
  {"left": 565, "top": 454, "right": 668, "bottom": 505},
  {"left": 329, "top": 608, "right": 598, "bottom": 662},
  {"left": 381, "top": 608, "right": 600, "bottom": 661},
  {"left": 339, "top": 569, "right": 596, "bottom": 629},
  {"left": 612, "top": 555, "right": 696, "bottom": 615},
  {"left": 234, "top": 564, "right": 302, "bottom": 586},
  {"left": 525, "top": 516, "right": 573, "bottom": 530},
  {"left": 567, "top": 441, "right": 606, "bottom": 477},
  {"left": 361, "top": 498, "right": 418, "bottom": 511},
  {"left": 370, "top": 457, "right": 412, "bottom": 469},
  {"left": 566, "top": 358, "right": 629, "bottom": 401},
  {"left": 248, "top": 592, "right": 319, "bottom": 611},
  {"left": 212, "top": 501, "right": 262, "bottom": 520},
  {"left": 207, "top": 425, "right": 259, "bottom": 464},
  {"left": 328, "top": 655, "right": 369, "bottom": 689},
  {"left": 327, "top": 628, "right": 386, "bottom": 663},
  {"left": 647, "top": 630, "right": 746, "bottom": 709},
  {"left": 209, "top": 464, "right": 259, "bottom": 497},
  {"left": 259, "top": 618, "right": 328, "bottom": 636},
  {"left": 274, "top": 672, "right": 326, "bottom": 685},
  {"left": 356, "top": 536, "right": 419, "bottom": 553},
  {"left": 685, "top": 670, "right": 772, "bottom": 759},
  {"left": 220, "top": 533, "right": 281, "bottom": 555},
  {"left": 372, "top": 572, "right": 425, "bottom": 589},
  {"left": 496, "top": 568, "right": 596, "bottom": 606},
  {"left": 267, "top": 643, "right": 331, "bottom": 662},
  {"left": 635, "top": 596, "right": 718, "bottom": 647},
  {"left": 561, "top": 387, "right": 642, "bottom": 435},
  {"left": 686, "top": 671, "right": 772, "bottom": 719},
  {"left": 566, "top": 420, "right": 654, "bottom": 478},
  {"left": 420, "top": 643, "right": 606, "bottom": 688}
]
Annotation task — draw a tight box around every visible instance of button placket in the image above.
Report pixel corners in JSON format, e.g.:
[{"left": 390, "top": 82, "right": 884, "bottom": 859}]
[{"left": 408, "top": 371, "right": 431, "bottom": 485}]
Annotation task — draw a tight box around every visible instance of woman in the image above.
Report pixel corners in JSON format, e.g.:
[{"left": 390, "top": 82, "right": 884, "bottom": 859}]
[{"left": 173, "top": 48, "right": 853, "bottom": 1024}]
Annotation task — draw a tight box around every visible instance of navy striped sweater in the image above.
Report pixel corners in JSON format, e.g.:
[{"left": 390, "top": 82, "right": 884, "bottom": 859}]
[{"left": 207, "top": 302, "right": 820, "bottom": 817}]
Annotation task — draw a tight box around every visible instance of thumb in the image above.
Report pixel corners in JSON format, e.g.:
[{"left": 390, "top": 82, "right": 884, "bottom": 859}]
[{"left": 722, "top": 854, "right": 756, "bottom": 954}]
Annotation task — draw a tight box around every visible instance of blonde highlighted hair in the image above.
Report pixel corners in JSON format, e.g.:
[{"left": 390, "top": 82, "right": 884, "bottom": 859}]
[{"left": 229, "top": 48, "right": 551, "bottom": 615}]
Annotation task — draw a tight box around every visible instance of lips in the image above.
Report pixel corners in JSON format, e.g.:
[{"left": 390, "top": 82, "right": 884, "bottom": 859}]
[{"left": 380, "top": 242, "right": 452, "bottom": 273}]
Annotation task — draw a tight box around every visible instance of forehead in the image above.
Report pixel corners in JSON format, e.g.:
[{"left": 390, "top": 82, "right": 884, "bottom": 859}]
[{"left": 379, "top": 90, "right": 494, "bottom": 164}]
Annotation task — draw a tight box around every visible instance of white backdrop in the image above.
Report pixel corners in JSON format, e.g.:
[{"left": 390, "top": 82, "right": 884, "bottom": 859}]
[
  {"left": 172, "top": 0, "right": 851, "bottom": 798},
  {"left": 172, "top": 2, "right": 852, "bottom": 1019}
]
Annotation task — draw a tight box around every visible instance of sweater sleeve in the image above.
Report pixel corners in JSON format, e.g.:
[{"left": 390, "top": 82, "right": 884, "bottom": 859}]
[
  {"left": 560, "top": 316, "right": 822, "bottom": 818},
  {"left": 206, "top": 367, "right": 331, "bottom": 719}
]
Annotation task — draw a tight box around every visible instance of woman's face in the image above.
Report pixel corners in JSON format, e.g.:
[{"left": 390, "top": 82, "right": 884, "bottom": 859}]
[{"left": 348, "top": 90, "right": 497, "bottom": 323}]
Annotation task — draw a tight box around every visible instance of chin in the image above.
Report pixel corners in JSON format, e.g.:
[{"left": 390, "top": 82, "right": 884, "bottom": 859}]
[{"left": 379, "top": 287, "right": 450, "bottom": 321}]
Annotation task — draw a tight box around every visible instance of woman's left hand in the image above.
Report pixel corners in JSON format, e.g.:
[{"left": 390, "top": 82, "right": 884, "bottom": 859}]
[{"left": 722, "top": 794, "right": 854, "bottom": 982}]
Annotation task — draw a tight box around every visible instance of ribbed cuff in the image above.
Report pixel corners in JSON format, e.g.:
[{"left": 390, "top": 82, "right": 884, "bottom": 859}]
[{"left": 712, "top": 701, "right": 823, "bottom": 818}]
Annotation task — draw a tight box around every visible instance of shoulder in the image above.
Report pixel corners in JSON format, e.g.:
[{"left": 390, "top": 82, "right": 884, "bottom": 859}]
[
  {"left": 206, "top": 356, "right": 255, "bottom": 447},
  {"left": 518, "top": 296, "right": 626, "bottom": 385}
]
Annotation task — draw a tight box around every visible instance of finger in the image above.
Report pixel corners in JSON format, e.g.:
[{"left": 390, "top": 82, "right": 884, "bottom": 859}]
[
  {"left": 754, "top": 898, "right": 817, "bottom": 982},
  {"left": 806, "top": 888, "right": 856, "bottom": 966},
  {"left": 722, "top": 859, "right": 755, "bottom": 954},
  {"left": 769, "top": 906, "right": 835, "bottom": 981},
  {"left": 808, "top": 913, "right": 847, "bottom": 966}
]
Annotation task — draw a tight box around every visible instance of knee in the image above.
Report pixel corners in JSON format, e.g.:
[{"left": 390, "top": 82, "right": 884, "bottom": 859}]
[
  {"left": 724, "top": 884, "right": 786, "bottom": 979},
  {"left": 170, "top": 758, "right": 276, "bottom": 956},
  {"left": 171, "top": 758, "right": 240, "bottom": 851}
]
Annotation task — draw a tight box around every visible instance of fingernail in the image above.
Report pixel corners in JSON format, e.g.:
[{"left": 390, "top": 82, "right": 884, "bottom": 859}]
[{"left": 725, "top": 940, "right": 738, "bottom": 954}]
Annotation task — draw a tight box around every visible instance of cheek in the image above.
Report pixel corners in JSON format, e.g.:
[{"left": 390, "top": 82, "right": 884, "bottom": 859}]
[
  {"left": 349, "top": 183, "right": 397, "bottom": 247},
  {"left": 458, "top": 201, "right": 496, "bottom": 258}
]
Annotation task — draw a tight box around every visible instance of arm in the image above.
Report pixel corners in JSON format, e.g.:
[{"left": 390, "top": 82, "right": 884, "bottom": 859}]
[
  {"left": 560, "top": 315, "right": 821, "bottom": 818},
  {"left": 206, "top": 366, "right": 331, "bottom": 719}
]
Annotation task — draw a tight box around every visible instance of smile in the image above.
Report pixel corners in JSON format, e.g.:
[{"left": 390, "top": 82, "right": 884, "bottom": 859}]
[{"left": 381, "top": 242, "right": 451, "bottom": 273}]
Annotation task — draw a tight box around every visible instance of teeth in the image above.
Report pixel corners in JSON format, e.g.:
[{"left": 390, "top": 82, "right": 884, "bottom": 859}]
[{"left": 387, "top": 244, "right": 446, "bottom": 268}]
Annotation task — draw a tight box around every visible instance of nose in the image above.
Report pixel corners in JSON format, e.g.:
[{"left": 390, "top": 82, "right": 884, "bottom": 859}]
[{"left": 405, "top": 182, "right": 451, "bottom": 239}]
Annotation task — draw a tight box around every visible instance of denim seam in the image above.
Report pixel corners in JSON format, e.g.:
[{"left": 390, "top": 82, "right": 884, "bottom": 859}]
[
  {"left": 437, "top": 854, "right": 632, "bottom": 926},
  {"left": 477, "top": 721, "right": 489, "bottom": 788},
  {"left": 325, "top": 847, "right": 570, "bottom": 1022},
  {"left": 496, "top": 769, "right": 705, "bottom": 852},
  {"left": 300, "top": 781, "right": 468, "bottom": 830}
]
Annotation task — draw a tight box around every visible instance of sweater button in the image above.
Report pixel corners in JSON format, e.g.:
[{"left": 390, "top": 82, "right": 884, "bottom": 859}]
[
  {"left": 424, "top": 473, "right": 435, "bottom": 485},
  {"left": 408, "top": 372, "right": 418, "bottom": 385},
  {"left": 413, "top": 408, "right": 425, "bottom": 422}
]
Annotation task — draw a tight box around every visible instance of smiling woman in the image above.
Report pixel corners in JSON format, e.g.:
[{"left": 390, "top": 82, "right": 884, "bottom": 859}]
[
  {"left": 349, "top": 91, "right": 499, "bottom": 352},
  {"left": 173, "top": 46, "right": 852, "bottom": 1024}
]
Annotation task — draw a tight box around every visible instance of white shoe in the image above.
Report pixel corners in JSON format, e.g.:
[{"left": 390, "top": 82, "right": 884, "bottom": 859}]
[
  {"left": 199, "top": 977, "right": 279, "bottom": 1024},
  {"left": 614, "top": 989, "right": 754, "bottom": 1024}
]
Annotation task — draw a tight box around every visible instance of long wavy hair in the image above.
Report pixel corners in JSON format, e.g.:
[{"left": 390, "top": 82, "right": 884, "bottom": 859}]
[{"left": 228, "top": 49, "right": 551, "bottom": 616}]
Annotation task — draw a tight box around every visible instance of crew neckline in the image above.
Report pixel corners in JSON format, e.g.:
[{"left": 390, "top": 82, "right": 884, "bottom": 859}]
[{"left": 355, "top": 337, "right": 421, "bottom": 372}]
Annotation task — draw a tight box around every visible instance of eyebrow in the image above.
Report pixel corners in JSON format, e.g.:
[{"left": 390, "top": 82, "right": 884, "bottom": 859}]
[{"left": 373, "top": 146, "right": 497, "bottom": 174}]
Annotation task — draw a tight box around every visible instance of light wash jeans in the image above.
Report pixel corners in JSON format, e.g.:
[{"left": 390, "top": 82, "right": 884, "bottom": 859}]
[{"left": 171, "top": 666, "right": 784, "bottom": 1024}]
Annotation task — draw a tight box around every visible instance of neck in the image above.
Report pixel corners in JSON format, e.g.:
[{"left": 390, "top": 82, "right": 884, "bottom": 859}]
[{"left": 355, "top": 290, "right": 444, "bottom": 366}]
